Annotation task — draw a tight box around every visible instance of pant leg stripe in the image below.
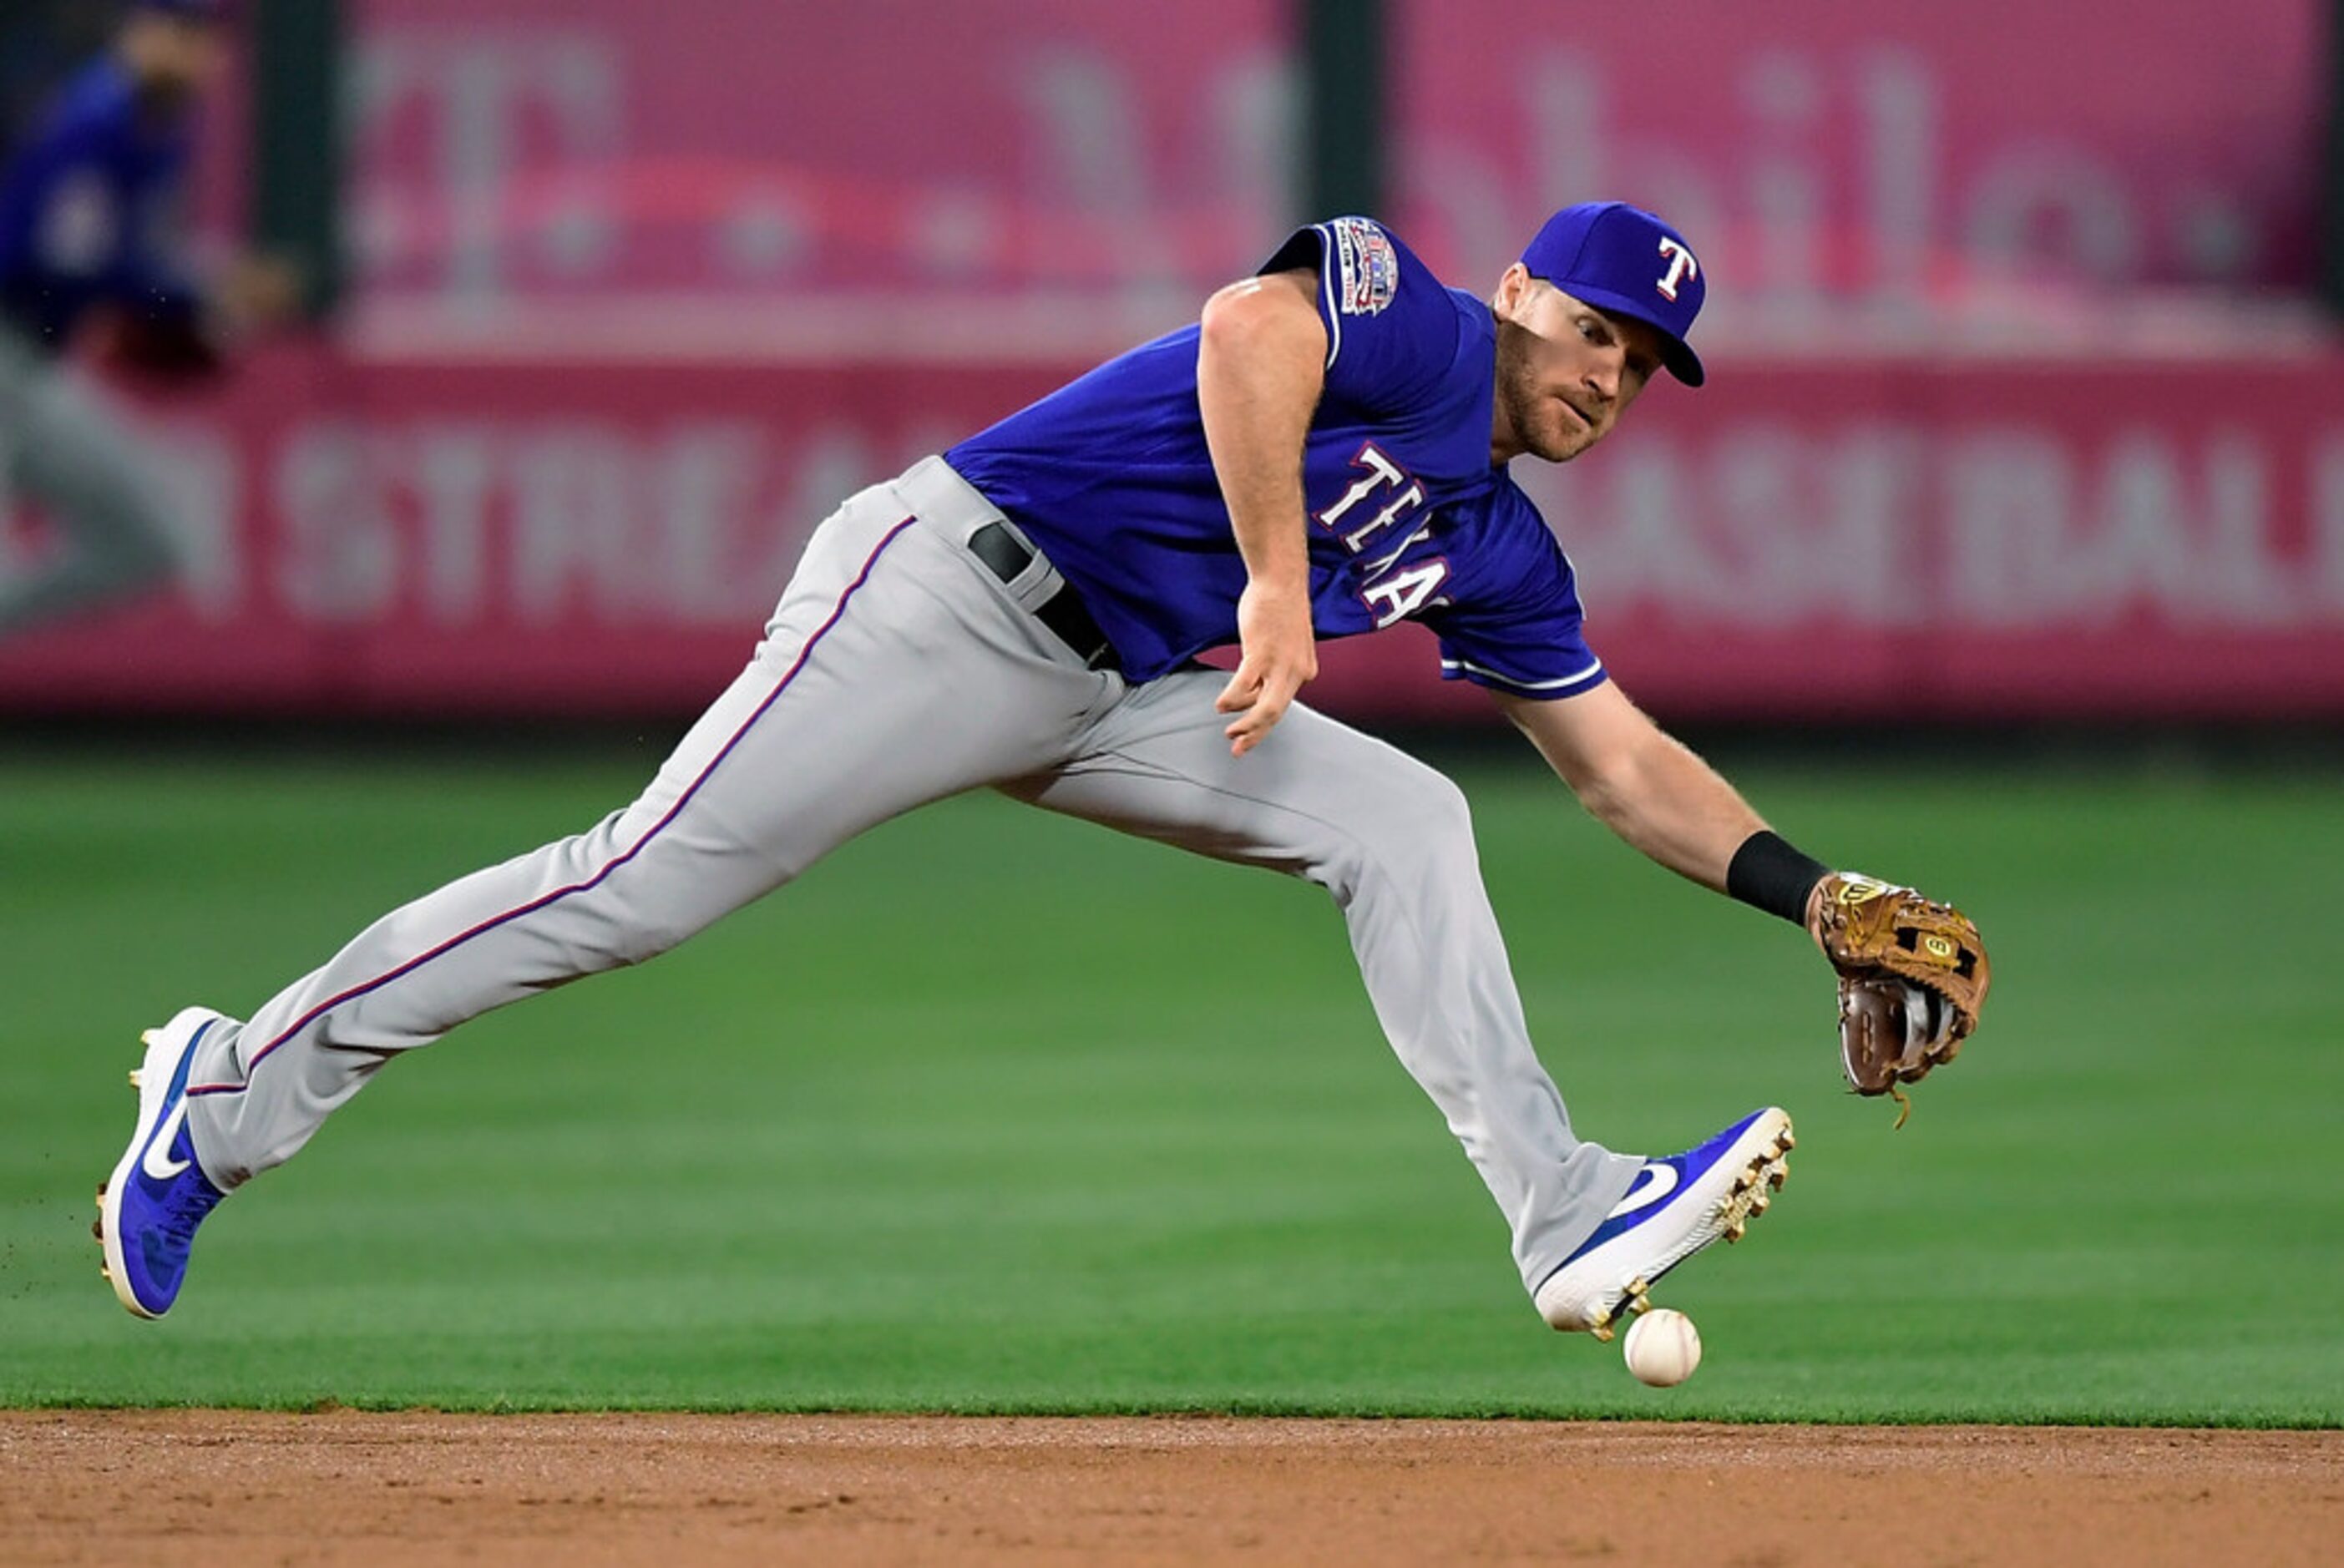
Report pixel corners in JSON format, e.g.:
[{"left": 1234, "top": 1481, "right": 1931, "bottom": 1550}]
[{"left": 189, "top": 514, "right": 922, "bottom": 1097}]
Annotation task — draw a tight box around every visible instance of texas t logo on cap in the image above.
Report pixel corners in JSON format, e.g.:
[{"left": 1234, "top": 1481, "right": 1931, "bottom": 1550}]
[
  {"left": 1657, "top": 238, "right": 1699, "bottom": 302},
  {"left": 1519, "top": 202, "right": 1709, "bottom": 386}
]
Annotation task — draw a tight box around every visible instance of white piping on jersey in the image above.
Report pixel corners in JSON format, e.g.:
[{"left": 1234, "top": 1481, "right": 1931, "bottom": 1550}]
[
  {"left": 1440, "top": 654, "right": 1606, "bottom": 692},
  {"left": 1318, "top": 223, "right": 1342, "bottom": 371}
]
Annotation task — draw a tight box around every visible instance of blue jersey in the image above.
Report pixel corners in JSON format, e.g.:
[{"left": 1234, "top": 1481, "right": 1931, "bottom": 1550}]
[
  {"left": 0, "top": 57, "right": 196, "bottom": 352},
  {"left": 947, "top": 217, "right": 1606, "bottom": 700}
]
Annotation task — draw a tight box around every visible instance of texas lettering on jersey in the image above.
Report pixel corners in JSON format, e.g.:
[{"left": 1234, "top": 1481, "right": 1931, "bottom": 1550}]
[{"left": 1314, "top": 443, "right": 1450, "bottom": 627}]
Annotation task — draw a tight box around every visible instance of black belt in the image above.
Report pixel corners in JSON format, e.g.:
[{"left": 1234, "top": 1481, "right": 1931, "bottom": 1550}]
[{"left": 968, "top": 522, "right": 1119, "bottom": 672}]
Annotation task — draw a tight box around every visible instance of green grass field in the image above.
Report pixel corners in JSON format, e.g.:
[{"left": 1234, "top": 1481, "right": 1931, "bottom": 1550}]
[{"left": 3, "top": 741, "right": 2337, "bottom": 1424}]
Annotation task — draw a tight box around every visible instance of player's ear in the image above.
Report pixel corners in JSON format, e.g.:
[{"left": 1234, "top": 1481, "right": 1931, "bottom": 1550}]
[{"left": 1492, "top": 264, "right": 1535, "bottom": 322}]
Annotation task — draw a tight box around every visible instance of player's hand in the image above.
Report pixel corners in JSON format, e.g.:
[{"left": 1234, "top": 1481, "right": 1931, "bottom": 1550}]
[{"left": 1215, "top": 579, "right": 1318, "bottom": 756}]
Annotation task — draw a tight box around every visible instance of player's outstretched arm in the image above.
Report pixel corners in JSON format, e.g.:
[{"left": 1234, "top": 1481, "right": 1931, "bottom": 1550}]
[
  {"left": 1493, "top": 681, "right": 1764, "bottom": 892},
  {"left": 1497, "top": 682, "right": 1992, "bottom": 1115},
  {"left": 1198, "top": 269, "right": 1325, "bottom": 756}
]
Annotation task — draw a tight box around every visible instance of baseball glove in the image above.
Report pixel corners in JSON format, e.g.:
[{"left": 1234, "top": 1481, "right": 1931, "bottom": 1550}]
[{"left": 1810, "top": 873, "right": 1991, "bottom": 1126}]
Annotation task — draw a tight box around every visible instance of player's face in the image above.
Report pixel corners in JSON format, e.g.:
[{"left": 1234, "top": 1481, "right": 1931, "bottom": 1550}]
[{"left": 1490, "top": 271, "right": 1663, "bottom": 464}]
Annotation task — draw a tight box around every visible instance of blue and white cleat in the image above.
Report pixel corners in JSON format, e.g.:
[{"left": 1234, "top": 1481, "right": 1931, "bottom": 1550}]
[
  {"left": 96, "top": 1007, "right": 232, "bottom": 1320},
  {"left": 1533, "top": 1107, "right": 1794, "bottom": 1341}
]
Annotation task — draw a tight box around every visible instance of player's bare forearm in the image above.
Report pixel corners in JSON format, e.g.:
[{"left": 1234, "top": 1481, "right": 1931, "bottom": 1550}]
[
  {"left": 1197, "top": 268, "right": 1326, "bottom": 754},
  {"left": 1496, "top": 683, "right": 1766, "bottom": 891}
]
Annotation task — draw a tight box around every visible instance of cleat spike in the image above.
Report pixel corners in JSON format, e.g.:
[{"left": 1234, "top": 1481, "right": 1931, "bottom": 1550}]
[
  {"left": 1591, "top": 1322, "right": 1615, "bottom": 1343},
  {"left": 1769, "top": 1161, "right": 1789, "bottom": 1191},
  {"left": 1780, "top": 1130, "right": 1796, "bottom": 1151},
  {"left": 1724, "top": 1219, "right": 1747, "bottom": 1243},
  {"left": 139, "top": 1030, "right": 158, "bottom": 1047},
  {"left": 99, "top": 1267, "right": 111, "bottom": 1282},
  {"left": 128, "top": 1070, "right": 143, "bottom": 1089},
  {"left": 1750, "top": 1191, "right": 1771, "bottom": 1215},
  {"left": 91, "top": 1220, "right": 103, "bottom": 1242}
]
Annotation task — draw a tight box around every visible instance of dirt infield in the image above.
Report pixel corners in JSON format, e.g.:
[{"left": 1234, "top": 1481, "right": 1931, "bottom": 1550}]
[{"left": 3, "top": 1412, "right": 2336, "bottom": 1566}]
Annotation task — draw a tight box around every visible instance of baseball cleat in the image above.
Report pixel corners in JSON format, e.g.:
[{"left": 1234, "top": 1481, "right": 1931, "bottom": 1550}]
[
  {"left": 1533, "top": 1107, "right": 1794, "bottom": 1340},
  {"left": 97, "top": 1007, "right": 232, "bottom": 1320}
]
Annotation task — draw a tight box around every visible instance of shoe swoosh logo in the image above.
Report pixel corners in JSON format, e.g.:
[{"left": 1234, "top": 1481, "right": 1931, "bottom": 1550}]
[
  {"left": 141, "top": 1098, "right": 193, "bottom": 1181},
  {"left": 138, "top": 1019, "right": 210, "bottom": 1183},
  {"left": 1606, "top": 1163, "right": 1678, "bottom": 1220}
]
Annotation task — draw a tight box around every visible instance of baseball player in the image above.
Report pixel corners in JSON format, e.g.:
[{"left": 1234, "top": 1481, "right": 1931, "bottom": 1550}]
[
  {"left": 98, "top": 202, "right": 1989, "bottom": 1344},
  {"left": 0, "top": 0, "right": 293, "bottom": 637}
]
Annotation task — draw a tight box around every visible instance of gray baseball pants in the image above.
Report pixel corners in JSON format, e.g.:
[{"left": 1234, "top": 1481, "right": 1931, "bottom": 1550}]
[
  {"left": 182, "top": 455, "right": 1642, "bottom": 1297},
  {"left": 0, "top": 327, "right": 180, "bottom": 635}
]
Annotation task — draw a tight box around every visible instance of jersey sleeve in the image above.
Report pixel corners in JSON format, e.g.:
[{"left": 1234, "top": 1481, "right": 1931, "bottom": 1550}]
[
  {"left": 1260, "top": 217, "right": 1461, "bottom": 418},
  {"left": 1420, "top": 517, "right": 1609, "bottom": 701}
]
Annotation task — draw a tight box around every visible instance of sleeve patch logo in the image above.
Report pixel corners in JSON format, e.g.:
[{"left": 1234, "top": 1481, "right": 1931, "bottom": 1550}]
[{"left": 1331, "top": 217, "right": 1400, "bottom": 316}]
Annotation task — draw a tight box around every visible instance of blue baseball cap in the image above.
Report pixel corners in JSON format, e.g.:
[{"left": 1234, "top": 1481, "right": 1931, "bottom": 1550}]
[{"left": 1520, "top": 202, "right": 1708, "bottom": 387}]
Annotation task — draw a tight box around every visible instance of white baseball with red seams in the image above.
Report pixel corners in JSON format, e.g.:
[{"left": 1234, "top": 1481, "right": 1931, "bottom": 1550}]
[{"left": 1623, "top": 1308, "right": 1704, "bottom": 1387}]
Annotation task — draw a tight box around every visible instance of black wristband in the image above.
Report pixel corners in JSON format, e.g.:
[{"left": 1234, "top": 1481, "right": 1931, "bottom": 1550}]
[{"left": 1727, "top": 831, "right": 1832, "bottom": 926}]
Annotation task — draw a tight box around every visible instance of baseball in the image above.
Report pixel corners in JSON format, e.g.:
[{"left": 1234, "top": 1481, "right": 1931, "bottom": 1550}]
[{"left": 1622, "top": 1308, "right": 1702, "bottom": 1387}]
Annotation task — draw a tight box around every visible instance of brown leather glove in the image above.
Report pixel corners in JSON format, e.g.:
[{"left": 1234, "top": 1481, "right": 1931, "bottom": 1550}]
[{"left": 1810, "top": 873, "right": 1992, "bottom": 1125}]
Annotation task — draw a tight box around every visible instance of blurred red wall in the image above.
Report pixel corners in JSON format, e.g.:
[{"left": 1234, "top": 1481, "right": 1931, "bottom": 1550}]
[
  {"left": 3, "top": 343, "right": 2341, "bottom": 721},
  {"left": 338, "top": 0, "right": 2324, "bottom": 312},
  {"left": 4, "top": 1, "right": 2337, "bottom": 721}
]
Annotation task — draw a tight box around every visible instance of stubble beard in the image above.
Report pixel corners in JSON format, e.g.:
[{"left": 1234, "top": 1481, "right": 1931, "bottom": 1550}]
[
  {"left": 1494, "top": 321, "right": 1597, "bottom": 465},
  {"left": 1501, "top": 363, "right": 1590, "bottom": 464}
]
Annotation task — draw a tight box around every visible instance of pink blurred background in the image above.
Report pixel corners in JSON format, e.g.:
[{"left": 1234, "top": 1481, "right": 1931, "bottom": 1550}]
[{"left": 3, "top": 0, "right": 2338, "bottom": 719}]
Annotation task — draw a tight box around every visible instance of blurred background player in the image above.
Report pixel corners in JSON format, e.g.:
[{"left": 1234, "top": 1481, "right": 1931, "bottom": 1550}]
[{"left": 0, "top": 0, "right": 295, "bottom": 637}]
